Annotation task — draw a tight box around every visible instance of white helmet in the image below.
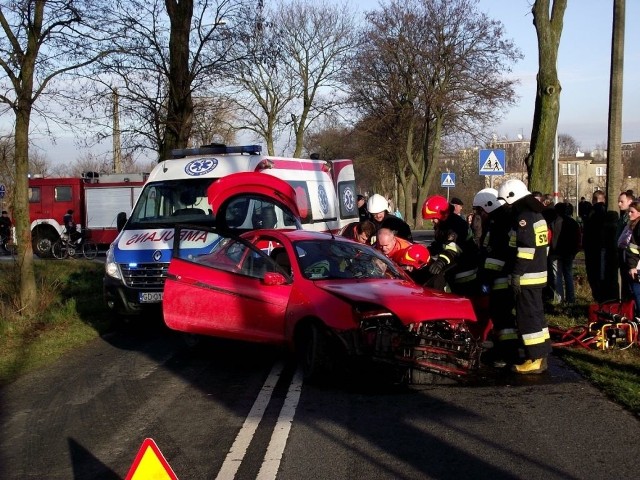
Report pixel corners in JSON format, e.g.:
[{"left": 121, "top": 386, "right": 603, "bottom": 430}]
[
  {"left": 367, "top": 193, "right": 388, "bottom": 214},
  {"left": 497, "top": 179, "right": 530, "bottom": 205},
  {"left": 473, "top": 188, "right": 500, "bottom": 213}
]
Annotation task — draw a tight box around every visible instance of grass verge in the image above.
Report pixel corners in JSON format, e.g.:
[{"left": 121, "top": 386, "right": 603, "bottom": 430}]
[
  {"left": 545, "top": 262, "right": 640, "bottom": 417},
  {"left": 0, "top": 259, "right": 113, "bottom": 386}
]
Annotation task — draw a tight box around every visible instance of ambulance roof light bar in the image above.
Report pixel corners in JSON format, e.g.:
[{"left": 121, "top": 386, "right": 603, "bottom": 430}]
[{"left": 171, "top": 144, "right": 262, "bottom": 158}]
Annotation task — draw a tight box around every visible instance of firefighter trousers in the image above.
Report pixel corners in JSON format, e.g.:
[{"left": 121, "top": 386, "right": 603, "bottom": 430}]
[
  {"left": 515, "top": 287, "right": 552, "bottom": 360},
  {"left": 489, "top": 288, "right": 519, "bottom": 363}
]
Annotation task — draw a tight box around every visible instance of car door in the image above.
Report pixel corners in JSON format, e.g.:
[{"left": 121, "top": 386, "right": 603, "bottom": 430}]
[
  {"left": 163, "top": 173, "right": 301, "bottom": 343},
  {"left": 163, "top": 232, "right": 293, "bottom": 344}
]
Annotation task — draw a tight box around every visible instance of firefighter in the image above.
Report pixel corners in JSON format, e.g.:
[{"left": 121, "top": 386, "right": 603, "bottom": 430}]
[
  {"left": 392, "top": 243, "right": 432, "bottom": 284},
  {"left": 473, "top": 188, "right": 518, "bottom": 367},
  {"left": 367, "top": 193, "right": 413, "bottom": 242},
  {"left": 497, "top": 179, "right": 552, "bottom": 374},
  {"left": 422, "top": 195, "right": 478, "bottom": 295}
]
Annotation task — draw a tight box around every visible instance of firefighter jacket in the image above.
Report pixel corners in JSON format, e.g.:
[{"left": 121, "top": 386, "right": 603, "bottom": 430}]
[
  {"left": 430, "top": 213, "right": 478, "bottom": 285},
  {"left": 480, "top": 207, "right": 512, "bottom": 291},
  {"left": 507, "top": 207, "right": 548, "bottom": 288}
]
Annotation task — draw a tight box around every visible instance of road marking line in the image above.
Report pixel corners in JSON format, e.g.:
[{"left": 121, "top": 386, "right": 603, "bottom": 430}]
[
  {"left": 215, "top": 362, "right": 284, "bottom": 480},
  {"left": 256, "top": 367, "right": 303, "bottom": 480}
]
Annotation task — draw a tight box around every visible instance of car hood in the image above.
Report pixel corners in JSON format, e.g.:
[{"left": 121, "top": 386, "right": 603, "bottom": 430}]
[{"left": 317, "top": 279, "right": 477, "bottom": 324}]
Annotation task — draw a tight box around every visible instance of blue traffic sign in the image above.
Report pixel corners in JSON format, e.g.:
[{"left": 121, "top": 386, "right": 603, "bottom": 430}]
[
  {"left": 479, "top": 149, "right": 506, "bottom": 175},
  {"left": 441, "top": 172, "right": 455, "bottom": 187}
]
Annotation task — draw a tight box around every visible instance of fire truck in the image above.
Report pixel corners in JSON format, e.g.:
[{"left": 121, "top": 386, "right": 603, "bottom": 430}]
[{"left": 29, "top": 172, "right": 148, "bottom": 257}]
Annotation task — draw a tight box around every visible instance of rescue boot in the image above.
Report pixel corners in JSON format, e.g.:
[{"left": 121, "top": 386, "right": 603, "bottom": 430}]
[{"left": 511, "top": 357, "right": 547, "bottom": 374}]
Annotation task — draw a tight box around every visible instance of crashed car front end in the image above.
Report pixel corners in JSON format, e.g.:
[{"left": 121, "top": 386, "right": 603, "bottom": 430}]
[{"left": 339, "top": 304, "right": 482, "bottom": 381}]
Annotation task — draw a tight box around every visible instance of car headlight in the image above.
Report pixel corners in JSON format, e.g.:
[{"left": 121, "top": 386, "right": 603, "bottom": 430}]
[
  {"left": 354, "top": 305, "right": 402, "bottom": 331},
  {"left": 105, "top": 245, "right": 122, "bottom": 280}
]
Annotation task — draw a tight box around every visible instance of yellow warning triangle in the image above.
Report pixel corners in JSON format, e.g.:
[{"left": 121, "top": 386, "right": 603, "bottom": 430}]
[{"left": 126, "top": 438, "right": 178, "bottom": 480}]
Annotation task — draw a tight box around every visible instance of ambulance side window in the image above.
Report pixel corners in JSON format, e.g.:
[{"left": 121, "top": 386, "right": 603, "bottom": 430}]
[{"left": 287, "top": 181, "right": 313, "bottom": 224}]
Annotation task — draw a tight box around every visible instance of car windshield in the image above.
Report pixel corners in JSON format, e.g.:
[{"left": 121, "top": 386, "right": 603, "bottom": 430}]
[
  {"left": 294, "top": 239, "right": 404, "bottom": 280},
  {"left": 129, "top": 179, "right": 215, "bottom": 226}
]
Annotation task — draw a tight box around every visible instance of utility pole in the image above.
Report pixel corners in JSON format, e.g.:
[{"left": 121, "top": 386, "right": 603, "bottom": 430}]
[
  {"left": 112, "top": 88, "right": 122, "bottom": 174},
  {"left": 605, "top": 0, "right": 625, "bottom": 210}
]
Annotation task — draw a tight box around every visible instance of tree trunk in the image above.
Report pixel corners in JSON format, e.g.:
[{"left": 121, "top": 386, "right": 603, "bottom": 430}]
[
  {"left": 14, "top": 105, "right": 38, "bottom": 316},
  {"left": 161, "top": 0, "right": 195, "bottom": 161},
  {"left": 526, "top": 0, "right": 567, "bottom": 195},
  {"left": 605, "top": 0, "right": 625, "bottom": 210}
]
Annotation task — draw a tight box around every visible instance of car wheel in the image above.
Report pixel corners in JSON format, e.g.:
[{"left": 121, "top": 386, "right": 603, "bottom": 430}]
[{"left": 297, "top": 323, "right": 331, "bottom": 383}]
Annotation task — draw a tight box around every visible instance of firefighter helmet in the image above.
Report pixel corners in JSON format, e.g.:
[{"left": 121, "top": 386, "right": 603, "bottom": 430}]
[
  {"left": 422, "top": 195, "right": 449, "bottom": 220},
  {"left": 367, "top": 194, "right": 389, "bottom": 214},
  {"left": 497, "top": 179, "right": 530, "bottom": 205},
  {"left": 472, "top": 188, "right": 500, "bottom": 213},
  {"left": 394, "top": 244, "right": 431, "bottom": 269}
]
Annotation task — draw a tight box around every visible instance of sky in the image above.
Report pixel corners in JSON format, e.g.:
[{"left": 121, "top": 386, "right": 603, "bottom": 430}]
[
  {"left": 472, "top": 0, "right": 640, "bottom": 151},
  {"left": 353, "top": 0, "right": 640, "bottom": 151},
  {"left": 7, "top": 0, "right": 640, "bottom": 165}
]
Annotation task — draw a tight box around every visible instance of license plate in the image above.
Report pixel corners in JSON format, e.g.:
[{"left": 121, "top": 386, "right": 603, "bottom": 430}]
[{"left": 139, "top": 291, "right": 163, "bottom": 303}]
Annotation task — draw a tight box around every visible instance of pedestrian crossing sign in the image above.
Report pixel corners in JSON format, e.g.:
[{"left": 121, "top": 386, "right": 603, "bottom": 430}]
[
  {"left": 479, "top": 149, "right": 506, "bottom": 175},
  {"left": 441, "top": 172, "right": 456, "bottom": 187}
]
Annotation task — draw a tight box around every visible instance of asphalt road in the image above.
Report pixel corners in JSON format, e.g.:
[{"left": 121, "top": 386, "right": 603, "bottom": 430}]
[{"left": 1, "top": 320, "right": 639, "bottom": 480}]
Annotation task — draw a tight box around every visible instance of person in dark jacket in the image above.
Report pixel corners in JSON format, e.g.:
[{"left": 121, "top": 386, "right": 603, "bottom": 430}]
[
  {"left": 0, "top": 210, "right": 12, "bottom": 255},
  {"left": 616, "top": 191, "right": 634, "bottom": 301},
  {"left": 583, "top": 190, "right": 619, "bottom": 303},
  {"left": 357, "top": 195, "right": 369, "bottom": 221},
  {"left": 549, "top": 202, "right": 581, "bottom": 304},
  {"left": 341, "top": 219, "right": 376, "bottom": 245}
]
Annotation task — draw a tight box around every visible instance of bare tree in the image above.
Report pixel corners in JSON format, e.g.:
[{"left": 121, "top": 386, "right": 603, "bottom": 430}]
[
  {"left": 81, "top": 0, "right": 248, "bottom": 161},
  {"left": 229, "top": 0, "right": 358, "bottom": 156},
  {"left": 190, "top": 96, "right": 238, "bottom": 147},
  {"left": 558, "top": 133, "right": 579, "bottom": 157},
  {"left": 346, "top": 0, "right": 520, "bottom": 225},
  {"left": 0, "top": 0, "right": 120, "bottom": 314},
  {"left": 526, "top": 0, "right": 567, "bottom": 194}
]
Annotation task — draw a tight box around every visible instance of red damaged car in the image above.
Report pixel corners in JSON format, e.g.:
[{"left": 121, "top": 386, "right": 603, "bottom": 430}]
[{"left": 163, "top": 173, "right": 482, "bottom": 382}]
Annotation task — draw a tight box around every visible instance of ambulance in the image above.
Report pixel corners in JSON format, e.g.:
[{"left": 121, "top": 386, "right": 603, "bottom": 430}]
[{"left": 103, "top": 144, "right": 358, "bottom": 315}]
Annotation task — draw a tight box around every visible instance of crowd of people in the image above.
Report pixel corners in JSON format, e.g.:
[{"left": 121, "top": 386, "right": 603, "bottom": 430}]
[
  {"left": 343, "top": 182, "right": 640, "bottom": 375},
  {"left": 0, "top": 210, "right": 12, "bottom": 255}
]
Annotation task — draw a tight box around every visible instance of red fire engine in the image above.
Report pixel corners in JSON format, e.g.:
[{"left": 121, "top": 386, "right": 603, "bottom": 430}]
[{"left": 29, "top": 172, "right": 147, "bottom": 257}]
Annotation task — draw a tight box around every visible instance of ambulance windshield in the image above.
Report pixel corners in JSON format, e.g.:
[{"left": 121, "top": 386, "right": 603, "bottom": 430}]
[{"left": 129, "top": 179, "right": 215, "bottom": 226}]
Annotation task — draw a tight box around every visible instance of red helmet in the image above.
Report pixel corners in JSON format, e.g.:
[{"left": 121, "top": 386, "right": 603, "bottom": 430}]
[
  {"left": 422, "top": 195, "right": 449, "bottom": 220},
  {"left": 393, "top": 244, "right": 431, "bottom": 269}
]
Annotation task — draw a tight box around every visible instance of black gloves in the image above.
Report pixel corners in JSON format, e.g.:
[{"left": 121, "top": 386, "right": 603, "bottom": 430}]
[
  {"left": 428, "top": 256, "right": 448, "bottom": 275},
  {"left": 510, "top": 274, "right": 521, "bottom": 296}
]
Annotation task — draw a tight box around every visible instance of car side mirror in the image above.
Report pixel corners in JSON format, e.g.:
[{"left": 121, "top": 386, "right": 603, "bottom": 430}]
[
  {"left": 263, "top": 272, "right": 287, "bottom": 286},
  {"left": 116, "top": 211, "right": 127, "bottom": 232}
]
